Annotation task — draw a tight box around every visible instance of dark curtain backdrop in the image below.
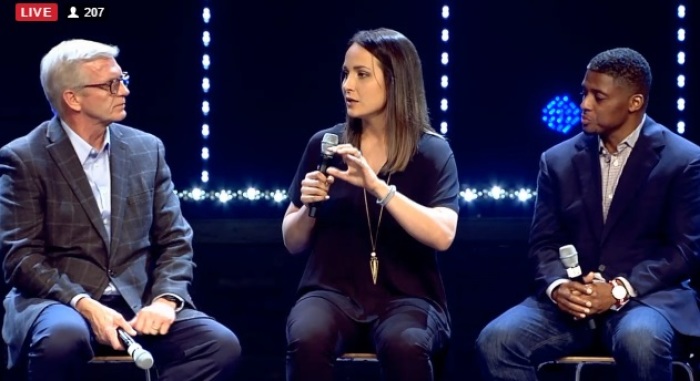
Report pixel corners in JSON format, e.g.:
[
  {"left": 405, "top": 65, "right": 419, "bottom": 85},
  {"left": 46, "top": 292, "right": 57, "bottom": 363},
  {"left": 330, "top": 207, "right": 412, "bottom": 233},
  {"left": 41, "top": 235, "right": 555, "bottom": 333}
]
[{"left": 0, "top": 0, "right": 696, "bottom": 199}]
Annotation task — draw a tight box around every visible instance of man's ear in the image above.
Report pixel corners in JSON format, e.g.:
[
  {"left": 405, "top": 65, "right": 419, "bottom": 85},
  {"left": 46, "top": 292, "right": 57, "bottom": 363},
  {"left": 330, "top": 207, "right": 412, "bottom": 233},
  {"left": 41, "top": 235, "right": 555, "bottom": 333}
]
[
  {"left": 629, "top": 94, "right": 644, "bottom": 113},
  {"left": 62, "top": 90, "right": 81, "bottom": 112}
]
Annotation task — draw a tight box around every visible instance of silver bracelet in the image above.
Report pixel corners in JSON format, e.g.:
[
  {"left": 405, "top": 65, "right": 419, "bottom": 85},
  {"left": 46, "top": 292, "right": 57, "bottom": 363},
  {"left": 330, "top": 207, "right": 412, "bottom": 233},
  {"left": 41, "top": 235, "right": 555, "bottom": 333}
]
[{"left": 376, "top": 185, "right": 396, "bottom": 206}]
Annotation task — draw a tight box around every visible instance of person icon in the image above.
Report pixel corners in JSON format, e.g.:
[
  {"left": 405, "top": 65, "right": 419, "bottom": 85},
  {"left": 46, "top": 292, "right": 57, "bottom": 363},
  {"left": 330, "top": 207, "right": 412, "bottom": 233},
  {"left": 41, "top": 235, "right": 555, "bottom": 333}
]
[{"left": 67, "top": 6, "right": 79, "bottom": 18}]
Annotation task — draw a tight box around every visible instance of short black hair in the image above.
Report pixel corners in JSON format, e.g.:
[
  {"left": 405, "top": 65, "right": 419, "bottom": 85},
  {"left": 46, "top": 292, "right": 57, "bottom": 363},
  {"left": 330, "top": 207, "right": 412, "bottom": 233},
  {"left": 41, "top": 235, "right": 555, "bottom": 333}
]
[{"left": 587, "top": 47, "right": 652, "bottom": 100}]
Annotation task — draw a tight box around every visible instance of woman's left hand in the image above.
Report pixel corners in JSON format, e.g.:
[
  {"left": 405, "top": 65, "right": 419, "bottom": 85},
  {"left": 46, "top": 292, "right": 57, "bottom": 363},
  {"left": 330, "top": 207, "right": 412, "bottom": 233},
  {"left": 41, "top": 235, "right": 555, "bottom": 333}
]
[{"left": 326, "top": 144, "right": 380, "bottom": 192}]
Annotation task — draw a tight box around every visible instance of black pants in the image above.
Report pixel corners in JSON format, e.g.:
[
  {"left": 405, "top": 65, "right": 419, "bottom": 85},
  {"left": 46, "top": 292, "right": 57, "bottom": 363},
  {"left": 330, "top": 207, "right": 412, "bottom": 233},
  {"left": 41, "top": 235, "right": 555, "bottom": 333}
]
[
  {"left": 9, "top": 295, "right": 241, "bottom": 381},
  {"left": 285, "top": 295, "right": 450, "bottom": 381}
]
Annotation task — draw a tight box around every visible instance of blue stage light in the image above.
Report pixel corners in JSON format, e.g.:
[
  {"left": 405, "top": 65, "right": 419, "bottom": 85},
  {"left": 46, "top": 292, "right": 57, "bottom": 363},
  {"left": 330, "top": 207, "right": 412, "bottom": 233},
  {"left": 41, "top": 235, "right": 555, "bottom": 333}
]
[{"left": 542, "top": 95, "right": 579, "bottom": 134}]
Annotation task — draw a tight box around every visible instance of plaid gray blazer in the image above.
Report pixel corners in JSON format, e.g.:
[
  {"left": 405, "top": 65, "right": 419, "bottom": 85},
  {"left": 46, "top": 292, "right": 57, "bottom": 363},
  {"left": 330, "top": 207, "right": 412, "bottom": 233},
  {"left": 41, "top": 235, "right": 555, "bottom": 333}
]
[{"left": 0, "top": 117, "right": 206, "bottom": 367}]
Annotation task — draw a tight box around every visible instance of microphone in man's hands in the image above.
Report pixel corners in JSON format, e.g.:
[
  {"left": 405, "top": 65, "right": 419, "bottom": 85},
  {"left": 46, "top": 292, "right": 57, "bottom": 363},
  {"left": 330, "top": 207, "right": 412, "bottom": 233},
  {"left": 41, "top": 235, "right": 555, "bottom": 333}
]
[
  {"left": 308, "top": 133, "right": 339, "bottom": 217},
  {"left": 558, "top": 245, "right": 596, "bottom": 329},
  {"left": 559, "top": 245, "right": 583, "bottom": 282},
  {"left": 117, "top": 328, "right": 154, "bottom": 370}
]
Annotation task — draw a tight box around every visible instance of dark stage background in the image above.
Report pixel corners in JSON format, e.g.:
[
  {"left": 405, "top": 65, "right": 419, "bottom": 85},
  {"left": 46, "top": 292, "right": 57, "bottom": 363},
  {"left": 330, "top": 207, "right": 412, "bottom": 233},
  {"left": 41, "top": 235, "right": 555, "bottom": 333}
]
[{"left": 0, "top": 1, "right": 697, "bottom": 380}]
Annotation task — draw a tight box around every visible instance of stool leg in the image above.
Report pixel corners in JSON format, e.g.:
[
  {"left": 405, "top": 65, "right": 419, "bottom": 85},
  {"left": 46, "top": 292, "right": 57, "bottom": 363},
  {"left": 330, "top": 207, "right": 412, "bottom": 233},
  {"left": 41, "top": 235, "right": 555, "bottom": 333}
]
[
  {"left": 673, "top": 361, "right": 694, "bottom": 381},
  {"left": 574, "top": 362, "right": 584, "bottom": 381}
]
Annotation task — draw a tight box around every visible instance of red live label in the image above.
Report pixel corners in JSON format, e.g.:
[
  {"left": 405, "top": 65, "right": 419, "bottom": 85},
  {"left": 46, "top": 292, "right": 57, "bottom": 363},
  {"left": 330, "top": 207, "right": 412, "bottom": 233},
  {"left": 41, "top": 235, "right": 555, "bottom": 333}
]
[{"left": 15, "top": 3, "right": 58, "bottom": 22}]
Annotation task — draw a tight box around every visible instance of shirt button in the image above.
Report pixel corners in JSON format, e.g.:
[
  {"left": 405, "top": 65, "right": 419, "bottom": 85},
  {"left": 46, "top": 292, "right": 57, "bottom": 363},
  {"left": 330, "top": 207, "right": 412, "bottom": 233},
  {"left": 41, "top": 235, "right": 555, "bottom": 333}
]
[{"left": 613, "top": 160, "right": 620, "bottom": 167}]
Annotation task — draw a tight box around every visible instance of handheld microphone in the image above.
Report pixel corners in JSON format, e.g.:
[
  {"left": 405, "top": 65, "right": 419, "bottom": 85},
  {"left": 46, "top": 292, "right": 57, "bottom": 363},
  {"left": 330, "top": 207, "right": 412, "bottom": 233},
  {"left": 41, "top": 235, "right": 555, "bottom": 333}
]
[
  {"left": 308, "top": 133, "right": 339, "bottom": 218},
  {"left": 558, "top": 245, "right": 596, "bottom": 329},
  {"left": 117, "top": 328, "right": 154, "bottom": 370},
  {"left": 559, "top": 245, "right": 583, "bottom": 282}
]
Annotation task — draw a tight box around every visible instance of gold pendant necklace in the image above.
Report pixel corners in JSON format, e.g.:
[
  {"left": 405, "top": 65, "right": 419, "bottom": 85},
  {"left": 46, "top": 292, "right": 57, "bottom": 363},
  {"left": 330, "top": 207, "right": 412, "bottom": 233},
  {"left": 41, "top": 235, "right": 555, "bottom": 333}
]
[{"left": 363, "top": 174, "right": 391, "bottom": 285}]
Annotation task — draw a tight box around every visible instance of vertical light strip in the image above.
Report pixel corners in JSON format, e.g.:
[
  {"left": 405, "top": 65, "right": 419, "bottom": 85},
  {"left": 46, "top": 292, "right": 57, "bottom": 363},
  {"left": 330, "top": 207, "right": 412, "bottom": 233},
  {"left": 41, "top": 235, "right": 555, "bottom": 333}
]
[
  {"left": 201, "top": 3, "right": 211, "bottom": 183},
  {"left": 440, "top": 5, "right": 450, "bottom": 134},
  {"left": 676, "top": 3, "right": 686, "bottom": 134}
]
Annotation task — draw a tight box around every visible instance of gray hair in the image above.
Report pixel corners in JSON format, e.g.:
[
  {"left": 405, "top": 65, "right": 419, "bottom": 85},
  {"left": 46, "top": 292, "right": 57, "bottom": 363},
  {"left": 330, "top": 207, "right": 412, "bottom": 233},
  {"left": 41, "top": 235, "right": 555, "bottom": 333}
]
[{"left": 40, "top": 39, "right": 119, "bottom": 115}]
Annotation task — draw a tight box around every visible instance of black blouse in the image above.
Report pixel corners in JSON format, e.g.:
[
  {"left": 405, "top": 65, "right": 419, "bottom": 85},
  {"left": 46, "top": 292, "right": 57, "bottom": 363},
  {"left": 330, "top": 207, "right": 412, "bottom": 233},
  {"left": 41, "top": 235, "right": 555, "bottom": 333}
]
[{"left": 288, "top": 123, "right": 460, "bottom": 322}]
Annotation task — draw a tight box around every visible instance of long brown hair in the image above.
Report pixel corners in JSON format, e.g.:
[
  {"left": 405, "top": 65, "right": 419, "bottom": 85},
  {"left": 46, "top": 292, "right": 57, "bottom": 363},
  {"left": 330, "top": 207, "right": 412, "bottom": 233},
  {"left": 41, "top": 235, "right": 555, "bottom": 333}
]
[{"left": 342, "top": 28, "right": 440, "bottom": 174}]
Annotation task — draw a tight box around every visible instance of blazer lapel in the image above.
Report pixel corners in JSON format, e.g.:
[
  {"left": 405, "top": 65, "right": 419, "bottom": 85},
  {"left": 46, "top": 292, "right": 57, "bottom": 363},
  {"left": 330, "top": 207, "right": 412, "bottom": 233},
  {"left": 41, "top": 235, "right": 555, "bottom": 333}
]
[
  {"left": 45, "top": 118, "right": 110, "bottom": 250},
  {"left": 601, "top": 121, "right": 665, "bottom": 243},
  {"left": 572, "top": 134, "right": 604, "bottom": 242},
  {"left": 108, "top": 126, "right": 129, "bottom": 257}
]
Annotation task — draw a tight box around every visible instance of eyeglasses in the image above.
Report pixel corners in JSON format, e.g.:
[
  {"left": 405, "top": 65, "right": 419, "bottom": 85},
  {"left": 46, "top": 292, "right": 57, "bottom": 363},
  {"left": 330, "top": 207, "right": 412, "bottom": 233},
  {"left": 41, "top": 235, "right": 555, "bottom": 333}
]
[{"left": 81, "top": 72, "right": 130, "bottom": 94}]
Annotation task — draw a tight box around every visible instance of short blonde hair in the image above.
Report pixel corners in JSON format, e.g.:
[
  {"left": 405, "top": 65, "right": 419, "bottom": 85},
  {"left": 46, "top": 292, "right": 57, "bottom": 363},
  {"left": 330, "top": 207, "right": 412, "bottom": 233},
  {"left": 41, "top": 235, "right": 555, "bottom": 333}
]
[{"left": 40, "top": 39, "right": 119, "bottom": 115}]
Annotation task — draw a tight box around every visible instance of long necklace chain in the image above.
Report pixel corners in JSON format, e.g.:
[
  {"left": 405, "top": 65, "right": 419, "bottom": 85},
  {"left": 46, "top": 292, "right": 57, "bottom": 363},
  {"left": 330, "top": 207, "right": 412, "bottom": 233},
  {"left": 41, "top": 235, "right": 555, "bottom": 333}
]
[{"left": 363, "top": 174, "right": 391, "bottom": 285}]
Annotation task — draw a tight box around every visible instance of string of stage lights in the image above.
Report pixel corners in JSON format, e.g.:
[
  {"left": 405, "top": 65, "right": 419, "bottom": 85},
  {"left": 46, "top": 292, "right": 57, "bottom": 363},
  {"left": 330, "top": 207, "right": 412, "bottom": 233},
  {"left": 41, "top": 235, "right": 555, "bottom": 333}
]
[
  {"left": 440, "top": 4, "right": 450, "bottom": 134},
  {"left": 676, "top": 3, "right": 686, "bottom": 135},
  {"left": 176, "top": 186, "right": 535, "bottom": 204},
  {"left": 201, "top": 3, "right": 211, "bottom": 184}
]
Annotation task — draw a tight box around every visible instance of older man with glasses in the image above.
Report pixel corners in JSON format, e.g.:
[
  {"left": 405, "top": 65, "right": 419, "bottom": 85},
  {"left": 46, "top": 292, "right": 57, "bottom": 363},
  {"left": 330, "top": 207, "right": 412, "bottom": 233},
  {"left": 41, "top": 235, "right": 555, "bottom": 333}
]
[{"left": 0, "top": 39, "right": 241, "bottom": 381}]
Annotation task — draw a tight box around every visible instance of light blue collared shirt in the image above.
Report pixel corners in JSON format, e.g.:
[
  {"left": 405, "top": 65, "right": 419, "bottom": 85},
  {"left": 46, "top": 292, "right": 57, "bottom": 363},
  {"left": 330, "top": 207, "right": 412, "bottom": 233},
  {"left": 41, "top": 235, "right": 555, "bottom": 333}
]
[
  {"left": 61, "top": 120, "right": 111, "bottom": 236},
  {"left": 61, "top": 121, "right": 119, "bottom": 301}
]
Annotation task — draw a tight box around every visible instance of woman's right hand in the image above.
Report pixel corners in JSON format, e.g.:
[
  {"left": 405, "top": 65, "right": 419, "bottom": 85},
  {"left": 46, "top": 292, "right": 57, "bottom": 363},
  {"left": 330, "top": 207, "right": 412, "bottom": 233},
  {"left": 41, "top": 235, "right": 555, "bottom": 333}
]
[{"left": 300, "top": 170, "right": 334, "bottom": 206}]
